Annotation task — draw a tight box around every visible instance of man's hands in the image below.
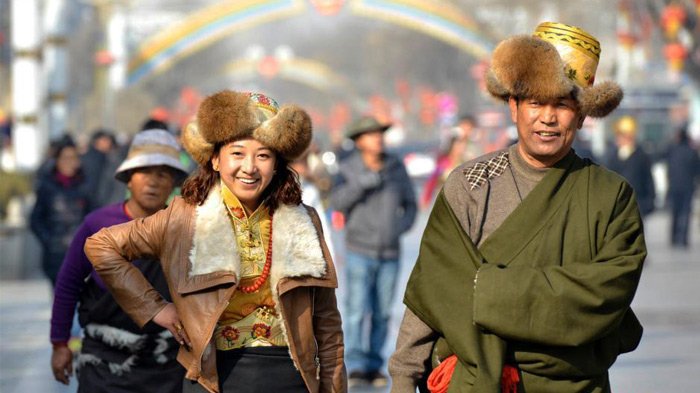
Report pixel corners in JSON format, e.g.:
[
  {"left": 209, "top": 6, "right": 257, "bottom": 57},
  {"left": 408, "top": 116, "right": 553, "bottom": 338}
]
[
  {"left": 51, "top": 345, "right": 73, "bottom": 385},
  {"left": 153, "top": 303, "right": 191, "bottom": 349}
]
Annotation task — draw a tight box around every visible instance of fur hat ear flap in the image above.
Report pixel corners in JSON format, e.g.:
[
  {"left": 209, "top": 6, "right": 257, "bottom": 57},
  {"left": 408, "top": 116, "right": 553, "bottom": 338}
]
[
  {"left": 253, "top": 105, "right": 312, "bottom": 161},
  {"left": 182, "top": 121, "right": 215, "bottom": 166},
  {"left": 487, "top": 35, "right": 574, "bottom": 102},
  {"left": 578, "top": 81, "right": 623, "bottom": 118},
  {"left": 197, "top": 90, "right": 259, "bottom": 144}
]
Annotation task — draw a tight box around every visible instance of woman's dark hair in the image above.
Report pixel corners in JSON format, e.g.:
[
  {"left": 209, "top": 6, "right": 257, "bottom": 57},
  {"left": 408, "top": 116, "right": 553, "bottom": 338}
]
[
  {"left": 181, "top": 142, "right": 303, "bottom": 213},
  {"left": 52, "top": 137, "right": 77, "bottom": 160}
]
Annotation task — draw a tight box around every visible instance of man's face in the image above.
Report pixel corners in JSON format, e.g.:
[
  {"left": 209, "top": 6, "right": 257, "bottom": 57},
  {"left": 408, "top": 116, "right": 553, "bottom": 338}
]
[
  {"left": 127, "top": 166, "right": 176, "bottom": 213},
  {"left": 355, "top": 130, "right": 385, "bottom": 155},
  {"left": 509, "top": 96, "right": 584, "bottom": 168}
]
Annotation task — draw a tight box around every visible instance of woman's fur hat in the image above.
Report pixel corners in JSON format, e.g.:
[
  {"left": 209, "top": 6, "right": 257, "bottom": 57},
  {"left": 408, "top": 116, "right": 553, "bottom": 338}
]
[
  {"left": 486, "top": 22, "right": 623, "bottom": 118},
  {"left": 182, "top": 90, "right": 312, "bottom": 165}
]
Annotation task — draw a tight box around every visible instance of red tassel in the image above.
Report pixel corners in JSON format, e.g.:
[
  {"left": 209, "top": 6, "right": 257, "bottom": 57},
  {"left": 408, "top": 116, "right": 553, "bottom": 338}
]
[
  {"left": 501, "top": 364, "right": 520, "bottom": 393},
  {"left": 427, "top": 355, "right": 458, "bottom": 393}
]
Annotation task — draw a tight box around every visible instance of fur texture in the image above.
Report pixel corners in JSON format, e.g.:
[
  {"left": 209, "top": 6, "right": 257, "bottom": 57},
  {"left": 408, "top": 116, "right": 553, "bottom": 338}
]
[
  {"left": 186, "top": 90, "right": 312, "bottom": 164},
  {"left": 188, "top": 185, "right": 327, "bottom": 285},
  {"left": 197, "top": 91, "right": 258, "bottom": 144},
  {"left": 486, "top": 35, "right": 622, "bottom": 118},
  {"left": 254, "top": 105, "right": 313, "bottom": 160},
  {"left": 578, "top": 81, "right": 624, "bottom": 118},
  {"left": 182, "top": 122, "right": 214, "bottom": 166},
  {"left": 487, "top": 35, "right": 573, "bottom": 102}
]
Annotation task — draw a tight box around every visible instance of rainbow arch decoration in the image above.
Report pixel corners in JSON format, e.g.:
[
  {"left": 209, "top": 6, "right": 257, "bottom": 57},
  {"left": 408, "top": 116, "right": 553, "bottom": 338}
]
[
  {"left": 127, "top": 0, "right": 306, "bottom": 85},
  {"left": 349, "top": 0, "right": 493, "bottom": 59},
  {"left": 126, "top": 0, "right": 495, "bottom": 86}
]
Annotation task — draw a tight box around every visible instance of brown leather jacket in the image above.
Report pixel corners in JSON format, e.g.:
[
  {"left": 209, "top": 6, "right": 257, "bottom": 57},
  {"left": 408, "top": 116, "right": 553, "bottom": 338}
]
[{"left": 85, "top": 193, "right": 346, "bottom": 393}]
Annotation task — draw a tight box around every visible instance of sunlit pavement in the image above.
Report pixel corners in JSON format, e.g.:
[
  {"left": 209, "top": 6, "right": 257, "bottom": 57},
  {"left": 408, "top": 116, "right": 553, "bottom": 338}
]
[{"left": 1, "top": 207, "right": 698, "bottom": 393}]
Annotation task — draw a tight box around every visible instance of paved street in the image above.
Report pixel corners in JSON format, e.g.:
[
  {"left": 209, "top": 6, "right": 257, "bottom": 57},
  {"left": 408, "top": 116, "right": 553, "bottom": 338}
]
[{"left": 1, "top": 207, "right": 699, "bottom": 392}]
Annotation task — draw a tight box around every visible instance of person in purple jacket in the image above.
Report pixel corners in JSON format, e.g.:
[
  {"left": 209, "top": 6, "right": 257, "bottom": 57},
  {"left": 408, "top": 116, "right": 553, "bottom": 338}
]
[{"left": 50, "top": 129, "right": 189, "bottom": 392}]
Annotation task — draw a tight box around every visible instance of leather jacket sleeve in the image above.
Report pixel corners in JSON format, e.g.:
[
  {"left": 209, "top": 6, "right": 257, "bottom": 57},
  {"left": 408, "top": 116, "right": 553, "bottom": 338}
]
[
  {"left": 84, "top": 203, "right": 174, "bottom": 328},
  {"left": 306, "top": 206, "right": 347, "bottom": 392}
]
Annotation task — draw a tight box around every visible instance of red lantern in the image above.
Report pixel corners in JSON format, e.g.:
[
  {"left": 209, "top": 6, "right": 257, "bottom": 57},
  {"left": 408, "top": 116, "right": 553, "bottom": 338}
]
[
  {"left": 664, "top": 42, "right": 688, "bottom": 71},
  {"left": 661, "top": 4, "right": 687, "bottom": 39},
  {"left": 310, "top": 0, "right": 344, "bottom": 16},
  {"left": 94, "top": 50, "right": 114, "bottom": 66},
  {"left": 257, "top": 56, "right": 280, "bottom": 79}
]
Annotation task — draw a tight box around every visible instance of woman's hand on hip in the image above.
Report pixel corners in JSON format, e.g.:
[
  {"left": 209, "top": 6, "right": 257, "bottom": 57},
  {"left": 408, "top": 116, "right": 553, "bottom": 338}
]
[{"left": 153, "top": 303, "right": 192, "bottom": 349}]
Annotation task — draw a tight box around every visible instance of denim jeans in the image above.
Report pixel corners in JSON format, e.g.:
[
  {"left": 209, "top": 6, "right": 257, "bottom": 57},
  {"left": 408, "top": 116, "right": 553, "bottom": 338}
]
[{"left": 343, "top": 251, "right": 399, "bottom": 373}]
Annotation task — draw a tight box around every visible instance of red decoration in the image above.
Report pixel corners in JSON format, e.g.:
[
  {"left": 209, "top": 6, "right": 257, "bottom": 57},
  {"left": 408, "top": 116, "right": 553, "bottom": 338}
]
[
  {"left": 258, "top": 56, "right": 280, "bottom": 79},
  {"left": 664, "top": 42, "right": 688, "bottom": 71},
  {"left": 661, "top": 4, "right": 687, "bottom": 39},
  {"left": 94, "top": 50, "right": 114, "bottom": 66},
  {"left": 310, "top": 0, "right": 345, "bottom": 15}
]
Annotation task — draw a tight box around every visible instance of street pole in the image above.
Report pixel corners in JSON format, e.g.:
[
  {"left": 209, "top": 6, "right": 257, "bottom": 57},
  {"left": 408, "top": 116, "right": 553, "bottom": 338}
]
[
  {"left": 11, "top": 0, "right": 45, "bottom": 172},
  {"left": 43, "top": 0, "right": 69, "bottom": 140}
]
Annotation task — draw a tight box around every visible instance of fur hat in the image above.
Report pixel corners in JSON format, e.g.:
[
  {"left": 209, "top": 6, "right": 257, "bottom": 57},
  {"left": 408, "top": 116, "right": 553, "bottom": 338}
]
[
  {"left": 486, "top": 22, "right": 623, "bottom": 118},
  {"left": 182, "top": 90, "right": 312, "bottom": 165}
]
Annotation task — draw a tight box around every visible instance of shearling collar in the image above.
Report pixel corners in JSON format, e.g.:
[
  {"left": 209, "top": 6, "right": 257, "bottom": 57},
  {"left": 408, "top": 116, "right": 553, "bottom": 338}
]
[{"left": 188, "top": 185, "right": 327, "bottom": 290}]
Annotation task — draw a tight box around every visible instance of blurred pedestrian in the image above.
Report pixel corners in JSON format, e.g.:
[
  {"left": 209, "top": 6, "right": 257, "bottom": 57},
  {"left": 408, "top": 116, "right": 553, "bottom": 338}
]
[
  {"left": 291, "top": 150, "right": 335, "bottom": 259},
  {"left": 85, "top": 91, "right": 345, "bottom": 393},
  {"left": 50, "top": 129, "right": 189, "bottom": 391},
  {"left": 330, "top": 115, "right": 417, "bottom": 387},
  {"left": 390, "top": 22, "right": 645, "bottom": 392},
  {"left": 420, "top": 134, "right": 467, "bottom": 209},
  {"left": 81, "top": 129, "right": 117, "bottom": 207},
  {"left": 666, "top": 125, "right": 699, "bottom": 248},
  {"left": 605, "top": 115, "right": 656, "bottom": 216},
  {"left": 30, "top": 137, "right": 91, "bottom": 287}
]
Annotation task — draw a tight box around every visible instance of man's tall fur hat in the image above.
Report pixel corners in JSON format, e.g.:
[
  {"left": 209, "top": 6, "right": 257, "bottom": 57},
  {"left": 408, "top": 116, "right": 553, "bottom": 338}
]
[
  {"left": 486, "top": 22, "right": 622, "bottom": 118},
  {"left": 182, "top": 90, "right": 312, "bottom": 165}
]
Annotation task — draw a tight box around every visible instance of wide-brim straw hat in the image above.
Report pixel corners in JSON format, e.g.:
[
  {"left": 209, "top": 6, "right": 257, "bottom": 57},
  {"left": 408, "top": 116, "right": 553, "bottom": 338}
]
[
  {"left": 345, "top": 116, "right": 391, "bottom": 140},
  {"left": 114, "top": 129, "right": 189, "bottom": 184},
  {"left": 485, "top": 22, "right": 623, "bottom": 118},
  {"left": 182, "top": 90, "right": 312, "bottom": 165}
]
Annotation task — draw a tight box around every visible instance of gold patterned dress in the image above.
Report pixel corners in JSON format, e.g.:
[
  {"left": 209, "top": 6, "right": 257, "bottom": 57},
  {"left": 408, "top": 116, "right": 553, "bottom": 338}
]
[{"left": 214, "top": 182, "right": 288, "bottom": 350}]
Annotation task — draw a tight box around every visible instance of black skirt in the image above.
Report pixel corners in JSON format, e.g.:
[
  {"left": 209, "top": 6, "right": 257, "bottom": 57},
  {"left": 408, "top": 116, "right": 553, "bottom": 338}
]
[{"left": 183, "top": 347, "right": 308, "bottom": 393}]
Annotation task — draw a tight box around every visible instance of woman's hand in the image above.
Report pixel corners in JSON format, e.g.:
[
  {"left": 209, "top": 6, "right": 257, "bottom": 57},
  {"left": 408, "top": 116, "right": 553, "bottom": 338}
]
[
  {"left": 153, "top": 303, "right": 192, "bottom": 348},
  {"left": 51, "top": 345, "right": 73, "bottom": 385}
]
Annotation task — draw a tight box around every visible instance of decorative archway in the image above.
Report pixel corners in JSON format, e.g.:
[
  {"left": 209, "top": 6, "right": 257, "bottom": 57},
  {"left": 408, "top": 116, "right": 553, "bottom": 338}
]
[{"left": 126, "top": 0, "right": 494, "bottom": 85}]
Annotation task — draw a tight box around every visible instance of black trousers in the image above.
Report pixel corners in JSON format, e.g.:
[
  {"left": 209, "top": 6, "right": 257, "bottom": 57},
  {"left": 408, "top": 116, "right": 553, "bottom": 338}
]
[{"left": 183, "top": 347, "right": 308, "bottom": 393}]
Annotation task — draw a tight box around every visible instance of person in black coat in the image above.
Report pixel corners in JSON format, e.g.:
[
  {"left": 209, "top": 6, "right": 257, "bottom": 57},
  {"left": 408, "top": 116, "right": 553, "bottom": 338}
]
[
  {"left": 666, "top": 126, "right": 699, "bottom": 247},
  {"left": 30, "top": 138, "right": 92, "bottom": 286},
  {"left": 605, "top": 116, "right": 656, "bottom": 217}
]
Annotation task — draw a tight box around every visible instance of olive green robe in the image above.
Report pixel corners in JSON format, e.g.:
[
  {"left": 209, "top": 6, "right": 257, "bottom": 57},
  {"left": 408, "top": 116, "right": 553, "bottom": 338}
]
[{"left": 404, "top": 154, "right": 645, "bottom": 392}]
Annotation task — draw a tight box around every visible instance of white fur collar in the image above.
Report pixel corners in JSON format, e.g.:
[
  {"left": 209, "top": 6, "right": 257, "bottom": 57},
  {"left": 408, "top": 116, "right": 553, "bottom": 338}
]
[{"left": 189, "top": 186, "right": 327, "bottom": 289}]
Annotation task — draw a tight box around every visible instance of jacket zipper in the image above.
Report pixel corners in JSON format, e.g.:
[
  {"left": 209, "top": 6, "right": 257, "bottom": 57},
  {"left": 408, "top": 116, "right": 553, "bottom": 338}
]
[{"left": 312, "top": 287, "right": 320, "bottom": 380}]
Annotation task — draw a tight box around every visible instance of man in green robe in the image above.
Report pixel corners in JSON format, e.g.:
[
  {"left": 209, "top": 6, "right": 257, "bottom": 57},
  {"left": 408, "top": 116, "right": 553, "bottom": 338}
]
[{"left": 389, "top": 22, "right": 645, "bottom": 393}]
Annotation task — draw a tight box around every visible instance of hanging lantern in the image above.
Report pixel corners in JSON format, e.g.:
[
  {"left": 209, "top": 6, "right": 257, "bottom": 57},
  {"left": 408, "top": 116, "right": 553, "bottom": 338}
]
[
  {"left": 309, "top": 0, "right": 344, "bottom": 16},
  {"left": 661, "top": 4, "right": 687, "bottom": 39},
  {"left": 257, "top": 56, "right": 280, "bottom": 79},
  {"left": 94, "top": 50, "right": 114, "bottom": 66},
  {"left": 664, "top": 42, "right": 688, "bottom": 71}
]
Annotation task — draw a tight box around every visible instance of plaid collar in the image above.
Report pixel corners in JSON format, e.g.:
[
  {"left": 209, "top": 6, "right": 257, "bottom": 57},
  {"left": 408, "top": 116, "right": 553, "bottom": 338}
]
[{"left": 462, "top": 151, "right": 510, "bottom": 190}]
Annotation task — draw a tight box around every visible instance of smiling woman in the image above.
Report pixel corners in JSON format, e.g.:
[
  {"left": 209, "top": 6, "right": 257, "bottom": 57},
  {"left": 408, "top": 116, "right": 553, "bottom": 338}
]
[{"left": 84, "top": 90, "right": 346, "bottom": 393}]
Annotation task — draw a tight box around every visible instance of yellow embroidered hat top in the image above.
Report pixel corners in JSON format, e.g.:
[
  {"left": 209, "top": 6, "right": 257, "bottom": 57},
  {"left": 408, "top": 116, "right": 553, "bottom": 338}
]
[
  {"left": 533, "top": 22, "right": 600, "bottom": 88},
  {"left": 485, "top": 21, "right": 623, "bottom": 118}
]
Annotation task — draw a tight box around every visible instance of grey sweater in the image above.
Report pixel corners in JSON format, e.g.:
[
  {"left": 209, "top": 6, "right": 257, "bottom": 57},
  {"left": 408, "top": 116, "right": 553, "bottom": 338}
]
[
  {"left": 330, "top": 151, "right": 417, "bottom": 259},
  {"left": 389, "top": 144, "right": 548, "bottom": 392}
]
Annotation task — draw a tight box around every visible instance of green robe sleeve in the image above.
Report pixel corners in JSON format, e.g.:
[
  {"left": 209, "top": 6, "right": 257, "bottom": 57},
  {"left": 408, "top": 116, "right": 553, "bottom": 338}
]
[{"left": 473, "top": 180, "right": 646, "bottom": 347}]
